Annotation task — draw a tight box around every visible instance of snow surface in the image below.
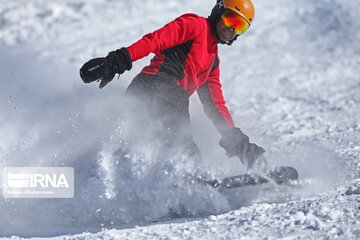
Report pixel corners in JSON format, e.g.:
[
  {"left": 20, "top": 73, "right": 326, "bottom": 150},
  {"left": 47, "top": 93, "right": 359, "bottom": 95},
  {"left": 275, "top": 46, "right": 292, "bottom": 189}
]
[{"left": 0, "top": 0, "right": 359, "bottom": 239}]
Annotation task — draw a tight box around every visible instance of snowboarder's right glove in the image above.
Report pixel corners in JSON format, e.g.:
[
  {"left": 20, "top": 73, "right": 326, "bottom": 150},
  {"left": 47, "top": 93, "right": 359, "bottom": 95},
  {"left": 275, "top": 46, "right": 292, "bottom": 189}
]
[
  {"left": 219, "top": 127, "right": 265, "bottom": 168},
  {"left": 80, "top": 47, "right": 132, "bottom": 89}
]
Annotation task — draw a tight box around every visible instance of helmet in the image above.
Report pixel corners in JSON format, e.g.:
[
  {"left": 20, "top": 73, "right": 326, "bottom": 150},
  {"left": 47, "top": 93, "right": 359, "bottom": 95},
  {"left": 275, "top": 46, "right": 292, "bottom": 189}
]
[
  {"left": 222, "top": 0, "right": 255, "bottom": 25},
  {"left": 209, "top": 0, "right": 255, "bottom": 45}
]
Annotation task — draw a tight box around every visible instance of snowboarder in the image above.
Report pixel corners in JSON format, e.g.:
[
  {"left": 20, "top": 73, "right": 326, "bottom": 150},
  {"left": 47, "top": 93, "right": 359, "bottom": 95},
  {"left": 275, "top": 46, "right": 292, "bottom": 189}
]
[{"left": 80, "top": 0, "right": 265, "bottom": 169}]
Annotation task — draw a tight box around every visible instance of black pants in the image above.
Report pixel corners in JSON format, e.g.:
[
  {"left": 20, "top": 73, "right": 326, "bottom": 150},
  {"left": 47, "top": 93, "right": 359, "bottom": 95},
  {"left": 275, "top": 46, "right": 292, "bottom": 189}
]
[{"left": 126, "top": 73, "right": 201, "bottom": 159}]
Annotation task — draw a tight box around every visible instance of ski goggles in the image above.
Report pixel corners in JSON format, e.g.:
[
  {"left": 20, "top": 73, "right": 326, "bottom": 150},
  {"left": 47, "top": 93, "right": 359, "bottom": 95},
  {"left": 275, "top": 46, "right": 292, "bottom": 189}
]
[{"left": 221, "top": 9, "right": 250, "bottom": 35}]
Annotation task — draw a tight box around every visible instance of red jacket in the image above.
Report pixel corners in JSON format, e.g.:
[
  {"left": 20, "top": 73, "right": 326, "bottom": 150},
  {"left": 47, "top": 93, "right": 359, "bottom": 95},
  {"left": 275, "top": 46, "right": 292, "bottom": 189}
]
[{"left": 127, "top": 14, "right": 235, "bottom": 134}]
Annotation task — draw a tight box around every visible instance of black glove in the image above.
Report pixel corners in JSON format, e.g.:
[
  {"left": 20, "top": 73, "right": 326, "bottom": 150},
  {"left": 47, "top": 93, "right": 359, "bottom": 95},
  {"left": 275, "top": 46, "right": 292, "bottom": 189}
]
[
  {"left": 219, "top": 127, "right": 265, "bottom": 166},
  {"left": 79, "top": 47, "right": 132, "bottom": 89}
]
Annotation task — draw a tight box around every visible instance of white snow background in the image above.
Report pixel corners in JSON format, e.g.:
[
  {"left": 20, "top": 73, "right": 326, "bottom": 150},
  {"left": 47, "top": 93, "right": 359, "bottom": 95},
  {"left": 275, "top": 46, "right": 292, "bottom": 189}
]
[{"left": 0, "top": 0, "right": 359, "bottom": 239}]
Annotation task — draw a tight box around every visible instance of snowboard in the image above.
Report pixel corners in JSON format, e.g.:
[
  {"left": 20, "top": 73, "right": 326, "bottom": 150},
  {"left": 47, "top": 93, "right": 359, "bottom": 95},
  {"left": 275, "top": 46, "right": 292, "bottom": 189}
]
[{"left": 208, "top": 166, "right": 298, "bottom": 189}]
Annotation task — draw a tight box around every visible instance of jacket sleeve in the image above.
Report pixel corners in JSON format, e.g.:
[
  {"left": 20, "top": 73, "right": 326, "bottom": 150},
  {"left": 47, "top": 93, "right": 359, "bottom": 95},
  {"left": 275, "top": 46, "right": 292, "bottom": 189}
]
[
  {"left": 197, "top": 56, "right": 235, "bottom": 136},
  {"left": 127, "top": 14, "right": 204, "bottom": 62}
]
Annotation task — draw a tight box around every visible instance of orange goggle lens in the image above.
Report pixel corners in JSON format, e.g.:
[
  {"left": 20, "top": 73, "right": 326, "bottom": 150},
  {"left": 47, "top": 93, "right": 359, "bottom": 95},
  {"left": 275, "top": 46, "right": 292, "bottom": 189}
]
[{"left": 221, "top": 10, "right": 250, "bottom": 35}]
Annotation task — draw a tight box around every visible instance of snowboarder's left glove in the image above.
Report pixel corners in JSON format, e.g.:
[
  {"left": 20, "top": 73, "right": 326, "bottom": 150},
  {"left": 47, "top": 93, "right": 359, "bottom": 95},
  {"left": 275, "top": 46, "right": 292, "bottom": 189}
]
[
  {"left": 220, "top": 128, "right": 249, "bottom": 157},
  {"left": 80, "top": 48, "right": 132, "bottom": 89},
  {"left": 219, "top": 127, "right": 265, "bottom": 167}
]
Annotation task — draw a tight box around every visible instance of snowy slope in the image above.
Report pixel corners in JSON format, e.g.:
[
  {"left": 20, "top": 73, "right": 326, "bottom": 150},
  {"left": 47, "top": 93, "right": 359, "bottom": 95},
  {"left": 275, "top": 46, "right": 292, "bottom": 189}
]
[
  {"left": 47, "top": 184, "right": 360, "bottom": 240},
  {"left": 0, "top": 0, "right": 359, "bottom": 239}
]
